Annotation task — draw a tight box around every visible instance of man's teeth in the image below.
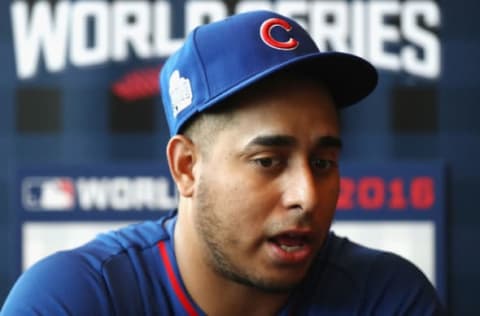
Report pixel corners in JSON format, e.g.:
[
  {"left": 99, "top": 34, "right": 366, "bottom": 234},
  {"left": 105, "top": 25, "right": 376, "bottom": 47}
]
[{"left": 279, "top": 244, "right": 304, "bottom": 252}]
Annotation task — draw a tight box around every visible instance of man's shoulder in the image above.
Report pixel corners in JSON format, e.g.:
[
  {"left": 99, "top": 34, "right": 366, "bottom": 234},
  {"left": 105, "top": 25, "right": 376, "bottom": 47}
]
[
  {"left": 92, "top": 215, "right": 172, "bottom": 258},
  {"left": 1, "top": 212, "right": 176, "bottom": 315},
  {"left": 299, "top": 232, "right": 445, "bottom": 315},
  {"left": 324, "top": 232, "right": 421, "bottom": 279},
  {"left": 69, "top": 213, "right": 173, "bottom": 268},
  {"left": 305, "top": 233, "right": 419, "bottom": 292},
  {"left": 34, "top": 211, "right": 176, "bottom": 282},
  {"left": 325, "top": 233, "right": 436, "bottom": 289}
]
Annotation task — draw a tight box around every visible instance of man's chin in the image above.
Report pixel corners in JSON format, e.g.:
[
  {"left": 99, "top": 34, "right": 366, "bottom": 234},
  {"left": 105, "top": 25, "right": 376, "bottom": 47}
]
[
  {"left": 226, "top": 270, "right": 306, "bottom": 294},
  {"left": 250, "top": 280, "right": 303, "bottom": 294}
]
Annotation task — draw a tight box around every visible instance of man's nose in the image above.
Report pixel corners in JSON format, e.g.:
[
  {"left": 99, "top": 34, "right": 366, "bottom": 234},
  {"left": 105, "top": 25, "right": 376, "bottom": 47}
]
[{"left": 282, "top": 161, "right": 318, "bottom": 212}]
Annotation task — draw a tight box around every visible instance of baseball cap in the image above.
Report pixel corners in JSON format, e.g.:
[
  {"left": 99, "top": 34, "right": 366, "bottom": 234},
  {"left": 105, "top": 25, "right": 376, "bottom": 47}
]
[{"left": 160, "top": 10, "right": 378, "bottom": 136}]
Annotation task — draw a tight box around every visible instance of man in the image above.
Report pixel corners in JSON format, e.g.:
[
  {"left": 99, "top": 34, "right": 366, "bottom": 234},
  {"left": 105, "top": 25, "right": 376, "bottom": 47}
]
[{"left": 2, "top": 10, "right": 444, "bottom": 315}]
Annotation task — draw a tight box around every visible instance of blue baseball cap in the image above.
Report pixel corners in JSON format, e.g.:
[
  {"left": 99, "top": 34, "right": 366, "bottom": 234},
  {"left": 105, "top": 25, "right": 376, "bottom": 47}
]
[{"left": 160, "top": 10, "right": 378, "bottom": 136}]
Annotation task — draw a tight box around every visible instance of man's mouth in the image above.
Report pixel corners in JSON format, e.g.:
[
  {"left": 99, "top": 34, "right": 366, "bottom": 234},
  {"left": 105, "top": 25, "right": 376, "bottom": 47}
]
[{"left": 269, "top": 233, "right": 309, "bottom": 253}]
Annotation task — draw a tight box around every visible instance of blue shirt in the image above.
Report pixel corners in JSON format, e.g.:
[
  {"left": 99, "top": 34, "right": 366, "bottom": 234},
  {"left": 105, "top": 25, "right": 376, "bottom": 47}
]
[{"left": 1, "top": 211, "right": 445, "bottom": 315}]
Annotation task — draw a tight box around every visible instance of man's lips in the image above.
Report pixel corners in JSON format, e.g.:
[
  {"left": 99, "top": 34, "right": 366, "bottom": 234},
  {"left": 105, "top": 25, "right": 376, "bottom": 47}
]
[
  {"left": 270, "top": 231, "right": 310, "bottom": 247},
  {"left": 266, "top": 229, "right": 315, "bottom": 264},
  {"left": 268, "top": 228, "right": 314, "bottom": 242}
]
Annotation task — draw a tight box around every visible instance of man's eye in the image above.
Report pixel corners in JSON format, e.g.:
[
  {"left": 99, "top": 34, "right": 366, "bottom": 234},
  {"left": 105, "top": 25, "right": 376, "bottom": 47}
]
[
  {"left": 254, "top": 157, "right": 281, "bottom": 168},
  {"left": 311, "top": 159, "right": 336, "bottom": 171}
]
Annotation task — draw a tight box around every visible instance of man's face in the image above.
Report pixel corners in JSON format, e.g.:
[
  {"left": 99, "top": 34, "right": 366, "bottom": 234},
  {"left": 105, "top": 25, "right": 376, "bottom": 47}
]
[{"left": 192, "top": 82, "right": 341, "bottom": 293}]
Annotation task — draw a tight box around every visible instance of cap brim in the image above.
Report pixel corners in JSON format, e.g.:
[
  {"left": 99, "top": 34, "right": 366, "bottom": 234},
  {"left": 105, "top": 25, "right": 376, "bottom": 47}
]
[
  {"left": 199, "top": 51, "right": 378, "bottom": 112},
  {"left": 301, "top": 52, "right": 378, "bottom": 108}
]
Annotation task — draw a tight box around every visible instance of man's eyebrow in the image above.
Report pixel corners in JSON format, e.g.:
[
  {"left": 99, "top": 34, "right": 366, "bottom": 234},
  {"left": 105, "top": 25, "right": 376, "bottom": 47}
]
[
  {"left": 245, "top": 135, "right": 297, "bottom": 148},
  {"left": 315, "top": 136, "right": 343, "bottom": 149},
  {"left": 244, "top": 135, "right": 342, "bottom": 149}
]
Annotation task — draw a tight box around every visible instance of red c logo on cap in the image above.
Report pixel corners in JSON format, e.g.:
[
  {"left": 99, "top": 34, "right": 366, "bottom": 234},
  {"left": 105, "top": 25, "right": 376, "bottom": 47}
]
[{"left": 260, "top": 18, "right": 299, "bottom": 51}]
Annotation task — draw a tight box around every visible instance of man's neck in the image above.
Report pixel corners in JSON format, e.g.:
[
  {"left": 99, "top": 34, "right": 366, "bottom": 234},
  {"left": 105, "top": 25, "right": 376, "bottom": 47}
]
[{"left": 173, "top": 210, "right": 291, "bottom": 316}]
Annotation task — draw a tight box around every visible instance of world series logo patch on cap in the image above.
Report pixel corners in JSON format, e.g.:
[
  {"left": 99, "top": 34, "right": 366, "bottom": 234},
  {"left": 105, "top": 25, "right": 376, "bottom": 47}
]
[{"left": 169, "top": 70, "right": 193, "bottom": 117}]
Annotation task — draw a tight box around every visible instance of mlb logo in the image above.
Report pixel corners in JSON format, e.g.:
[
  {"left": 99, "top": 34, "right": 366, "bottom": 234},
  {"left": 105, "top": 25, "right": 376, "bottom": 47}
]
[{"left": 22, "top": 177, "right": 75, "bottom": 211}]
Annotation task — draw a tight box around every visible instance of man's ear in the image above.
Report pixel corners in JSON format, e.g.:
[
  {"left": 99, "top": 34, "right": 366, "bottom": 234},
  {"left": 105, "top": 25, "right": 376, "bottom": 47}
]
[{"left": 166, "top": 135, "right": 198, "bottom": 197}]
